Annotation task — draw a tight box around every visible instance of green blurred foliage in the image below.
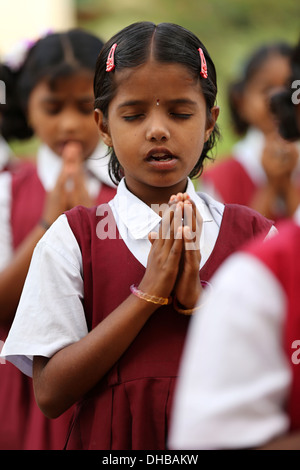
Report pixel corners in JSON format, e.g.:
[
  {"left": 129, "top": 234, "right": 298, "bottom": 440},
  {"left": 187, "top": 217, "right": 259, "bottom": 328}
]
[
  {"left": 11, "top": 0, "right": 299, "bottom": 158},
  {"left": 75, "top": 0, "right": 299, "bottom": 156}
]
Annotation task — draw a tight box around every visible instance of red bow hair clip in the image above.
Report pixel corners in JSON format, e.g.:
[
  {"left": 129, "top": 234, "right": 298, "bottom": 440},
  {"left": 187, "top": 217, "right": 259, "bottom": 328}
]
[
  {"left": 106, "top": 43, "right": 117, "bottom": 72},
  {"left": 198, "top": 48, "right": 208, "bottom": 79}
]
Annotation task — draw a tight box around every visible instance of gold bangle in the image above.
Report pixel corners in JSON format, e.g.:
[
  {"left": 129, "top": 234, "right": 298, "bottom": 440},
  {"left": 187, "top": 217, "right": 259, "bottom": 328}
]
[
  {"left": 130, "top": 284, "right": 171, "bottom": 306},
  {"left": 173, "top": 281, "right": 213, "bottom": 315},
  {"left": 173, "top": 296, "right": 201, "bottom": 316}
]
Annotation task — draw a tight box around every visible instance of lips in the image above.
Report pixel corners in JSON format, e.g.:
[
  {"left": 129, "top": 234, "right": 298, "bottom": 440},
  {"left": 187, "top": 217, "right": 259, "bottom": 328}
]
[
  {"left": 148, "top": 153, "right": 174, "bottom": 162},
  {"left": 146, "top": 148, "right": 177, "bottom": 161},
  {"left": 146, "top": 148, "right": 178, "bottom": 170}
]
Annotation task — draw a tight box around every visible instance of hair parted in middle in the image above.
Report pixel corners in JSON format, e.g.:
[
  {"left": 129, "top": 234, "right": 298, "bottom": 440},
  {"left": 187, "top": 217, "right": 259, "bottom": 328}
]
[{"left": 94, "top": 21, "right": 220, "bottom": 185}]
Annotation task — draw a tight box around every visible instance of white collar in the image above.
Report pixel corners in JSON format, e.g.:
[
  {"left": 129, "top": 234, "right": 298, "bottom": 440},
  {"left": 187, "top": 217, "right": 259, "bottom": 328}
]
[
  {"left": 232, "top": 128, "right": 267, "bottom": 186},
  {"left": 0, "top": 136, "right": 13, "bottom": 170},
  {"left": 112, "top": 177, "right": 213, "bottom": 240},
  {"left": 37, "top": 141, "right": 115, "bottom": 191}
]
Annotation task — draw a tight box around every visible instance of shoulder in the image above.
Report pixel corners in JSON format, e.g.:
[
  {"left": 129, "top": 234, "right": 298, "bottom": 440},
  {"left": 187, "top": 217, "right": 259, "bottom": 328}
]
[
  {"left": 246, "top": 220, "right": 300, "bottom": 269},
  {"left": 10, "top": 158, "right": 38, "bottom": 188},
  {"left": 224, "top": 203, "right": 274, "bottom": 236},
  {"left": 65, "top": 203, "right": 113, "bottom": 227},
  {"left": 203, "top": 156, "right": 246, "bottom": 179},
  {"left": 65, "top": 202, "right": 115, "bottom": 247}
]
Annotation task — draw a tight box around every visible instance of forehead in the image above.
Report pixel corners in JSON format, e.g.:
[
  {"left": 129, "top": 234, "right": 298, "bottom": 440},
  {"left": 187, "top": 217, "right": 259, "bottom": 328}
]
[
  {"left": 111, "top": 60, "right": 201, "bottom": 102},
  {"left": 248, "top": 54, "right": 290, "bottom": 89},
  {"left": 33, "top": 71, "right": 94, "bottom": 96}
]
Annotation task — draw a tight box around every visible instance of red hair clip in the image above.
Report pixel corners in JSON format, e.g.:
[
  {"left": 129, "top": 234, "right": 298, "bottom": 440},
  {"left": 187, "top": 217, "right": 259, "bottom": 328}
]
[
  {"left": 198, "top": 48, "right": 208, "bottom": 79},
  {"left": 106, "top": 43, "right": 117, "bottom": 72}
]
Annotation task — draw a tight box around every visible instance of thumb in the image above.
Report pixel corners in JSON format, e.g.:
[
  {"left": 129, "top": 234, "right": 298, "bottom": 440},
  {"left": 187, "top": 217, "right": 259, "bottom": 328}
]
[
  {"left": 148, "top": 231, "right": 158, "bottom": 245},
  {"left": 62, "top": 141, "right": 83, "bottom": 169}
]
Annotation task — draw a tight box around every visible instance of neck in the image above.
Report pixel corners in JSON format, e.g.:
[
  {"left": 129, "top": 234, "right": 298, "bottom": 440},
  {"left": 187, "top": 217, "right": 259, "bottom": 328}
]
[{"left": 124, "top": 178, "right": 189, "bottom": 210}]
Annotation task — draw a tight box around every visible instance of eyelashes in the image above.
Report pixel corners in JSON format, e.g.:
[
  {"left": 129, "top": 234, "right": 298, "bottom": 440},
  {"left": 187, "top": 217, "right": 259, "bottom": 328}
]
[{"left": 123, "top": 113, "right": 192, "bottom": 121}]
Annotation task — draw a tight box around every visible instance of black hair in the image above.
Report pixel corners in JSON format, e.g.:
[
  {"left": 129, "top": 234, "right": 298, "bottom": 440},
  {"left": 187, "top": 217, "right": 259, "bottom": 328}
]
[
  {"left": 0, "top": 63, "right": 28, "bottom": 140},
  {"left": 1, "top": 29, "right": 104, "bottom": 141},
  {"left": 270, "top": 39, "right": 300, "bottom": 141},
  {"left": 228, "top": 42, "right": 293, "bottom": 136},
  {"left": 93, "top": 21, "right": 219, "bottom": 184}
]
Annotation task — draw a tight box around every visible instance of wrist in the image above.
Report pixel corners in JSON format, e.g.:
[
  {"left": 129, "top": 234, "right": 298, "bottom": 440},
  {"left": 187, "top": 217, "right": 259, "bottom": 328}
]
[
  {"left": 130, "top": 284, "right": 172, "bottom": 306},
  {"left": 173, "top": 296, "right": 200, "bottom": 315},
  {"left": 174, "top": 280, "right": 211, "bottom": 315}
]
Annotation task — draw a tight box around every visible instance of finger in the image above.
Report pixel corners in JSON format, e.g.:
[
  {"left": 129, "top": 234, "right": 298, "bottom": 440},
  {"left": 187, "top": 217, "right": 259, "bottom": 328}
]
[
  {"left": 148, "top": 231, "right": 158, "bottom": 245},
  {"left": 62, "top": 141, "right": 83, "bottom": 163},
  {"left": 183, "top": 225, "right": 201, "bottom": 254},
  {"left": 62, "top": 142, "right": 83, "bottom": 179},
  {"left": 167, "top": 226, "right": 184, "bottom": 264},
  {"left": 159, "top": 204, "right": 175, "bottom": 241},
  {"left": 174, "top": 202, "right": 183, "bottom": 240},
  {"left": 184, "top": 199, "right": 203, "bottom": 240},
  {"left": 182, "top": 201, "right": 194, "bottom": 235}
]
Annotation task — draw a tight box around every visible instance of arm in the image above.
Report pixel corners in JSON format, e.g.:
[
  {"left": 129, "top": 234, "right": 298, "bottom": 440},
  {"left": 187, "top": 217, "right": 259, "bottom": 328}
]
[
  {"left": 256, "top": 431, "right": 300, "bottom": 450},
  {"left": 0, "top": 224, "right": 47, "bottom": 326},
  {"left": 33, "top": 295, "right": 158, "bottom": 418},
  {"left": 0, "top": 142, "right": 95, "bottom": 326}
]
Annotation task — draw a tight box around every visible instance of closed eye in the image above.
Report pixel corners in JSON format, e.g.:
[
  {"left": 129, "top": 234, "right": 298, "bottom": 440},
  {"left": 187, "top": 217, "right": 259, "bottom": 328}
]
[
  {"left": 170, "top": 113, "right": 192, "bottom": 119},
  {"left": 123, "top": 114, "right": 145, "bottom": 121}
]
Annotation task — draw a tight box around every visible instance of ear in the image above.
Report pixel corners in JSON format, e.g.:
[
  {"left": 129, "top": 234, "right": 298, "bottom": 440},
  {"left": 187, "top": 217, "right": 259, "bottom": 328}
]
[
  {"left": 94, "top": 109, "right": 113, "bottom": 147},
  {"left": 205, "top": 106, "right": 220, "bottom": 142}
]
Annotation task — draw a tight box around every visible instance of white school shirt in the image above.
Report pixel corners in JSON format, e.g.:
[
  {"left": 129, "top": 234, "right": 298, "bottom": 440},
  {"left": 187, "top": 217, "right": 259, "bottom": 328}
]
[
  {"left": 0, "top": 141, "right": 114, "bottom": 271},
  {"left": 169, "top": 231, "right": 297, "bottom": 450},
  {"left": 1, "top": 178, "right": 225, "bottom": 377},
  {"left": 0, "top": 136, "right": 15, "bottom": 269}
]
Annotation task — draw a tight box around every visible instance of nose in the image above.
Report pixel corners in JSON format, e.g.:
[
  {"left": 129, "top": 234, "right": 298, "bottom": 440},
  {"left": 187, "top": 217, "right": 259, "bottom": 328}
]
[
  {"left": 59, "top": 108, "right": 82, "bottom": 135},
  {"left": 145, "top": 114, "right": 170, "bottom": 142}
]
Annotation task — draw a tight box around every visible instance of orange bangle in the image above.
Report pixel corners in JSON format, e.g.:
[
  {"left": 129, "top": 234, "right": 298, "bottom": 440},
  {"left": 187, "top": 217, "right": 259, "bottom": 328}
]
[
  {"left": 173, "top": 296, "right": 201, "bottom": 315},
  {"left": 130, "top": 284, "right": 172, "bottom": 306}
]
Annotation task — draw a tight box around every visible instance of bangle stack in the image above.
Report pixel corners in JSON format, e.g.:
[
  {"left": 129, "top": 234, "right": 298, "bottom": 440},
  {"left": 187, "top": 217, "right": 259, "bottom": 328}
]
[{"left": 130, "top": 283, "right": 209, "bottom": 315}]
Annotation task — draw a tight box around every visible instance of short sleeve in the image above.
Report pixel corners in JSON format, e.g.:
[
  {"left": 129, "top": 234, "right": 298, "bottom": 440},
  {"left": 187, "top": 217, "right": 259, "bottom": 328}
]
[{"left": 0, "top": 171, "right": 13, "bottom": 270}]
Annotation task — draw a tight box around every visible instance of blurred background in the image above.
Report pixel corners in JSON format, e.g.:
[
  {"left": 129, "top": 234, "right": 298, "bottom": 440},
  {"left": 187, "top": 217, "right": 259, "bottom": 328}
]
[{"left": 0, "top": 0, "right": 299, "bottom": 157}]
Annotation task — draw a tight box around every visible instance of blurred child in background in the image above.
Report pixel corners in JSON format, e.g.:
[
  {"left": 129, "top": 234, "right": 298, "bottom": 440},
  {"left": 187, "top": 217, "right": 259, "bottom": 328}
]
[
  {"left": 0, "top": 28, "right": 115, "bottom": 449},
  {"left": 201, "top": 42, "right": 300, "bottom": 223}
]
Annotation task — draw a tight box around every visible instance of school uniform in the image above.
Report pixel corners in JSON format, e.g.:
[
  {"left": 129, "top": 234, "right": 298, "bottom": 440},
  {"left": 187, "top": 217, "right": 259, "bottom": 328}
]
[
  {"left": 201, "top": 128, "right": 300, "bottom": 220},
  {"left": 169, "top": 217, "right": 300, "bottom": 450},
  {"left": 0, "top": 141, "right": 116, "bottom": 449},
  {"left": 1, "top": 178, "right": 274, "bottom": 450}
]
